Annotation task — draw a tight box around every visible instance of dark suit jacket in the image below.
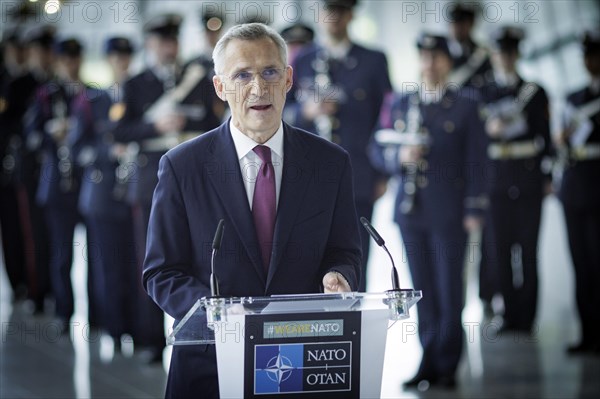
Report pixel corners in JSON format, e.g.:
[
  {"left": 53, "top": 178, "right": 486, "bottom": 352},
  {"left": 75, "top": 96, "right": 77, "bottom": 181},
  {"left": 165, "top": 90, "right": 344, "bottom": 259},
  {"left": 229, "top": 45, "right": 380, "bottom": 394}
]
[
  {"left": 143, "top": 120, "right": 362, "bottom": 396},
  {"left": 144, "top": 120, "right": 362, "bottom": 319}
]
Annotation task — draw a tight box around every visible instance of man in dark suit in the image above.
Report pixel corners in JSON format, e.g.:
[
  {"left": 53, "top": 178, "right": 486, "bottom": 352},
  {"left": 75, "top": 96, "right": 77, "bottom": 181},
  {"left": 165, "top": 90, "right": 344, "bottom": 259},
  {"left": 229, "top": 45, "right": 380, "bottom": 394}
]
[
  {"left": 143, "top": 23, "right": 361, "bottom": 398},
  {"left": 289, "top": 0, "right": 392, "bottom": 291},
  {"left": 557, "top": 30, "right": 600, "bottom": 355},
  {"left": 369, "top": 33, "right": 487, "bottom": 389}
]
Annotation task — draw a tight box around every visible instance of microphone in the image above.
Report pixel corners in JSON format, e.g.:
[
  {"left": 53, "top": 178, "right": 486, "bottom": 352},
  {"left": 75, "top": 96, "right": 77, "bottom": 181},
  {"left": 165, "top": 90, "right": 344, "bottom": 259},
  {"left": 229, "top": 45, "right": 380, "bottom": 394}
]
[
  {"left": 360, "top": 217, "right": 400, "bottom": 291},
  {"left": 210, "top": 219, "right": 225, "bottom": 297}
]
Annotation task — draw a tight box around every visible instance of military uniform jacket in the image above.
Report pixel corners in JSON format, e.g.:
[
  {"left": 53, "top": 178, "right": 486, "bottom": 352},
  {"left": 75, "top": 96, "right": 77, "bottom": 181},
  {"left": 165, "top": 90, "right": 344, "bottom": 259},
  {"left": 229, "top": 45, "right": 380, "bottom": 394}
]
[
  {"left": 0, "top": 70, "right": 39, "bottom": 186},
  {"left": 559, "top": 85, "right": 600, "bottom": 209},
  {"left": 290, "top": 43, "right": 392, "bottom": 202},
  {"left": 26, "top": 81, "right": 93, "bottom": 208},
  {"left": 70, "top": 89, "right": 132, "bottom": 220},
  {"left": 113, "top": 65, "right": 221, "bottom": 205},
  {"left": 480, "top": 77, "right": 551, "bottom": 199},
  {"left": 369, "top": 88, "right": 487, "bottom": 230},
  {"left": 450, "top": 39, "right": 493, "bottom": 89}
]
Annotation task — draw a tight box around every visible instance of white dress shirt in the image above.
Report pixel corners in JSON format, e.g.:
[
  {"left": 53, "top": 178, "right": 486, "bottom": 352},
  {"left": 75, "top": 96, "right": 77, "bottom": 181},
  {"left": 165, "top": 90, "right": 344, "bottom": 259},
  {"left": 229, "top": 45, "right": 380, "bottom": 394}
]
[{"left": 230, "top": 121, "right": 284, "bottom": 210}]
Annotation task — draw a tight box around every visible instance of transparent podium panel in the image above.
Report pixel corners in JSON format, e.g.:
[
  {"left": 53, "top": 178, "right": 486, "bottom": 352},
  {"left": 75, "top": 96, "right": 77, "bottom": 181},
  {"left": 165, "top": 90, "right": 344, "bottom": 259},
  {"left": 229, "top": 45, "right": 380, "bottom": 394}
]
[{"left": 167, "top": 290, "right": 422, "bottom": 398}]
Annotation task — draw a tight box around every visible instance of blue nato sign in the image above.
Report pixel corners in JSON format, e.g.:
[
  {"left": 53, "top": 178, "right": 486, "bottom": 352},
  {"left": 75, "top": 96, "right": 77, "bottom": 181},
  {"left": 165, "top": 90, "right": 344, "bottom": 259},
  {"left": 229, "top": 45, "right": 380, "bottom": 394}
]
[
  {"left": 255, "top": 344, "right": 304, "bottom": 394},
  {"left": 244, "top": 312, "right": 360, "bottom": 398}
]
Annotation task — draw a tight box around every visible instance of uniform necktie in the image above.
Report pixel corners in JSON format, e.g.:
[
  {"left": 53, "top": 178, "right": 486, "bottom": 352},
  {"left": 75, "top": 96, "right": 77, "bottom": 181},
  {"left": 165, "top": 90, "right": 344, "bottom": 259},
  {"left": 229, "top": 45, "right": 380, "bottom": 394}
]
[{"left": 252, "top": 145, "right": 276, "bottom": 271}]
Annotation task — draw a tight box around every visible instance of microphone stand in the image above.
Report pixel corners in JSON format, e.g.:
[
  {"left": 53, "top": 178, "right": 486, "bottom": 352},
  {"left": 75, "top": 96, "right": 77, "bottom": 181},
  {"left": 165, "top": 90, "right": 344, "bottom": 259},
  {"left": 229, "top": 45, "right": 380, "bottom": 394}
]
[
  {"left": 360, "top": 217, "right": 418, "bottom": 320},
  {"left": 207, "top": 219, "right": 225, "bottom": 328}
]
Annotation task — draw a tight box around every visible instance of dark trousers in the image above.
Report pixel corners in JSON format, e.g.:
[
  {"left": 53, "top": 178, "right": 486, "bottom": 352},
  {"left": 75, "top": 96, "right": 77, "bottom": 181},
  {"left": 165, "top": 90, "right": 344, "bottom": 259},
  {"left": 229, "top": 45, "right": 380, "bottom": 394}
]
[
  {"left": 562, "top": 203, "right": 600, "bottom": 345},
  {"left": 20, "top": 158, "right": 51, "bottom": 309},
  {"left": 489, "top": 194, "right": 542, "bottom": 330},
  {"left": 133, "top": 203, "right": 165, "bottom": 350},
  {"left": 355, "top": 200, "right": 374, "bottom": 292},
  {"left": 44, "top": 206, "right": 80, "bottom": 321},
  {"left": 166, "top": 345, "right": 219, "bottom": 399},
  {"left": 479, "top": 214, "right": 501, "bottom": 303},
  {"left": 400, "top": 223, "right": 466, "bottom": 378},
  {"left": 86, "top": 214, "right": 137, "bottom": 338},
  {"left": 0, "top": 184, "right": 26, "bottom": 297}
]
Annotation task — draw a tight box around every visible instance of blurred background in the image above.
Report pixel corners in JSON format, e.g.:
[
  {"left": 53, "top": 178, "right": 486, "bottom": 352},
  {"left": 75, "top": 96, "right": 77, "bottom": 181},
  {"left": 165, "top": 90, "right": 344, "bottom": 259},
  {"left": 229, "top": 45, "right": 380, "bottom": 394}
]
[{"left": 1, "top": 0, "right": 600, "bottom": 398}]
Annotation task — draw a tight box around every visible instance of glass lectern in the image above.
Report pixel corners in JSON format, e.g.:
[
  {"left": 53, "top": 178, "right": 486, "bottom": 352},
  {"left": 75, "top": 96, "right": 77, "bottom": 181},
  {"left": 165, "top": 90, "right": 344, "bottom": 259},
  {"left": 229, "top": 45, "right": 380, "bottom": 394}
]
[{"left": 168, "top": 290, "right": 421, "bottom": 398}]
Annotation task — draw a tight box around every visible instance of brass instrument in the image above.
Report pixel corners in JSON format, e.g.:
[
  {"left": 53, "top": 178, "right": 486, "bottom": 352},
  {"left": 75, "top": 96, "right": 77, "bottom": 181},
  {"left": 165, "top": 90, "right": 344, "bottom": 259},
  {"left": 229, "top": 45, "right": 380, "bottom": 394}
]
[
  {"left": 112, "top": 142, "right": 139, "bottom": 201},
  {"left": 46, "top": 97, "right": 75, "bottom": 193},
  {"left": 375, "top": 96, "right": 431, "bottom": 215},
  {"left": 309, "top": 51, "right": 346, "bottom": 141}
]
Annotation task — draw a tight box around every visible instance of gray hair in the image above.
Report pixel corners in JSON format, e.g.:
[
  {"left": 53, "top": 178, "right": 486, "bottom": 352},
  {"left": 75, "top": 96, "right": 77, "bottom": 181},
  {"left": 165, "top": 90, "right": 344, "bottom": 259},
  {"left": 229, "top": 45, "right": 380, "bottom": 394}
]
[{"left": 212, "top": 23, "right": 288, "bottom": 75}]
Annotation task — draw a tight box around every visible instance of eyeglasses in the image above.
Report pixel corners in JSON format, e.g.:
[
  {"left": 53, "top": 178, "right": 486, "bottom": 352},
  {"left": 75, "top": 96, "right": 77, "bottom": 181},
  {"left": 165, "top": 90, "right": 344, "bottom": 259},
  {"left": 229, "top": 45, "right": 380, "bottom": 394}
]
[{"left": 224, "top": 67, "right": 286, "bottom": 85}]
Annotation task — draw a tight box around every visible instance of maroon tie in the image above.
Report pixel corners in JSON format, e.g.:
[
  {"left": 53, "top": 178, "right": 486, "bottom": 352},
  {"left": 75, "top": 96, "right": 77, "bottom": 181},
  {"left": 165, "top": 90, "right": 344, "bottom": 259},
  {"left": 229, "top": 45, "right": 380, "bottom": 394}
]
[{"left": 252, "top": 145, "right": 276, "bottom": 271}]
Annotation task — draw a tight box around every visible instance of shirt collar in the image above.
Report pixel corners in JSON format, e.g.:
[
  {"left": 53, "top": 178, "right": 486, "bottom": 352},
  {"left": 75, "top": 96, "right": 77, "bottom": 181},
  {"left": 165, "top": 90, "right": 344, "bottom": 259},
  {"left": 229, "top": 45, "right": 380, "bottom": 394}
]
[
  {"left": 229, "top": 120, "right": 284, "bottom": 161},
  {"left": 325, "top": 39, "right": 352, "bottom": 60},
  {"left": 420, "top": 83, "right": 447, "bottom": 104}
]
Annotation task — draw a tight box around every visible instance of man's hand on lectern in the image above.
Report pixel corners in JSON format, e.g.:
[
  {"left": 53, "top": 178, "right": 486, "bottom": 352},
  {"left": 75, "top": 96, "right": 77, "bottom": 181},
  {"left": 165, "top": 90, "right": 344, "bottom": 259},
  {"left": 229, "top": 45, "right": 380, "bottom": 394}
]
[{"left": 323, "top": 272, "right": 351, "bottom": 293}]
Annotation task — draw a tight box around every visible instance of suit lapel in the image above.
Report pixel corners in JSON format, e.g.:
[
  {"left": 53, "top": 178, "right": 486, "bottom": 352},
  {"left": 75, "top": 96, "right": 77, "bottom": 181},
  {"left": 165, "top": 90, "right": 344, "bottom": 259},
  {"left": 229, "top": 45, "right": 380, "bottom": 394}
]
[
  {"left": 206, "top": 124, "right": 266, "bottom": 284},
  {"left": 266, "top": 124, "right": 313, "bottom": 288}
]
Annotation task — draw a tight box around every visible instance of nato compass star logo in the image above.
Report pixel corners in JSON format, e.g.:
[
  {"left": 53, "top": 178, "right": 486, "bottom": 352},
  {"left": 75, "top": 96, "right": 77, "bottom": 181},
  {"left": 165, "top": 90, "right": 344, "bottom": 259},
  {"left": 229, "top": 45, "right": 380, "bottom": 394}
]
[
  {"left": 265, "top": 353, "right": 295, "bottom": 384},
  {"left": 255, "top": 344, "right": 303, "bottom": 394}
]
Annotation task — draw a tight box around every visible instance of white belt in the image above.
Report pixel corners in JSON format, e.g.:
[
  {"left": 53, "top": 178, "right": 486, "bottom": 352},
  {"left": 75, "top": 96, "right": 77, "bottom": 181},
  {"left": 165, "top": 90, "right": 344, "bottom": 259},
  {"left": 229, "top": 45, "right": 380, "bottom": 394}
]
[
  {"left": 141, "top": 132, "right": 202, "bottom": 152},
  {"left": 570, "top": 144, "right": 600, "bottom": 161},
  {"left": 488, "top": 140, "right": 540, "bottom": 160}
]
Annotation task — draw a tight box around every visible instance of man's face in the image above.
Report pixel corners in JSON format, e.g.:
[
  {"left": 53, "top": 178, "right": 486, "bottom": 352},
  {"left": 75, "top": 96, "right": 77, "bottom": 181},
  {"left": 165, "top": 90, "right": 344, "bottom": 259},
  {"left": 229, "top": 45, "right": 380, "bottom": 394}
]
[
  {"left": 491, "top": 49, "right": 519, "bottom": 74},
  {"left": 3, "top": 43, "right": 25, "bottom": 69},
  {"left": 108, "top": 53, "right": 132, "bottom": 76},
  {"left": 147, "top": 35, "right": 179, "bottom": 65},
  {"left": 27, "top": 45, "right": 54, "bottom": 70},
  {"left": 419, "top": 49, "right": 452, "bottom": 85},
  {"left": 450, "top": 20, "right": 473, "bottom": 42},
  {"left": 320, "top": 7, "right": 353, "bottom": 40},
  {"left": 213, "top": 37, "right": 292, "bottom": 140},
  {"left": 57, "top": 55, "right": 81, "bottom": 81}
]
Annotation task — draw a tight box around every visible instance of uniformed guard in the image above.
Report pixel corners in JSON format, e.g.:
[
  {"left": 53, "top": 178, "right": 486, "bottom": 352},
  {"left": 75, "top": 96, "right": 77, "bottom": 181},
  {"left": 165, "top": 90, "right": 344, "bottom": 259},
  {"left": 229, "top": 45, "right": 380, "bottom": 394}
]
[
  {"left": 201, "top": 7, "right": 225, "bottom": 59},
  {"left": 289, "top": 0, "right": 392, "bottom": 291},
  {"left": 12, "top": 24, "right": 57, "bottom": 313},
  {"left": 25, "top": 37, "right": 93, "bottom": 332},
  {"left": 556, "top": 30, "right": 600, "bottom": 355},
  {"left": 446, "top": 3, "right": 492, "bottom": 89},
  {"left": 1, "top": 28, "right": 28, "bottom": 301},
  {"left": 369, "top": 33, "right": 487, "bottom": 389},
  {"left": 280, "top": 22, "right": 315, "bottom": 66},
  {"left": 71, "top": 36, "right": 137, "bottom": 351},
  {"left": 185, "top": 9, "right": 227, "bottom": 122},
  {"left": 280, "top": 22, "right": 315, "bottom": 124},
  {"left": 480, "top": 26, "right": 552, "bottom": 333},
  {"left": 113, "top": 13, "right": 222, "bottom": 362}
]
